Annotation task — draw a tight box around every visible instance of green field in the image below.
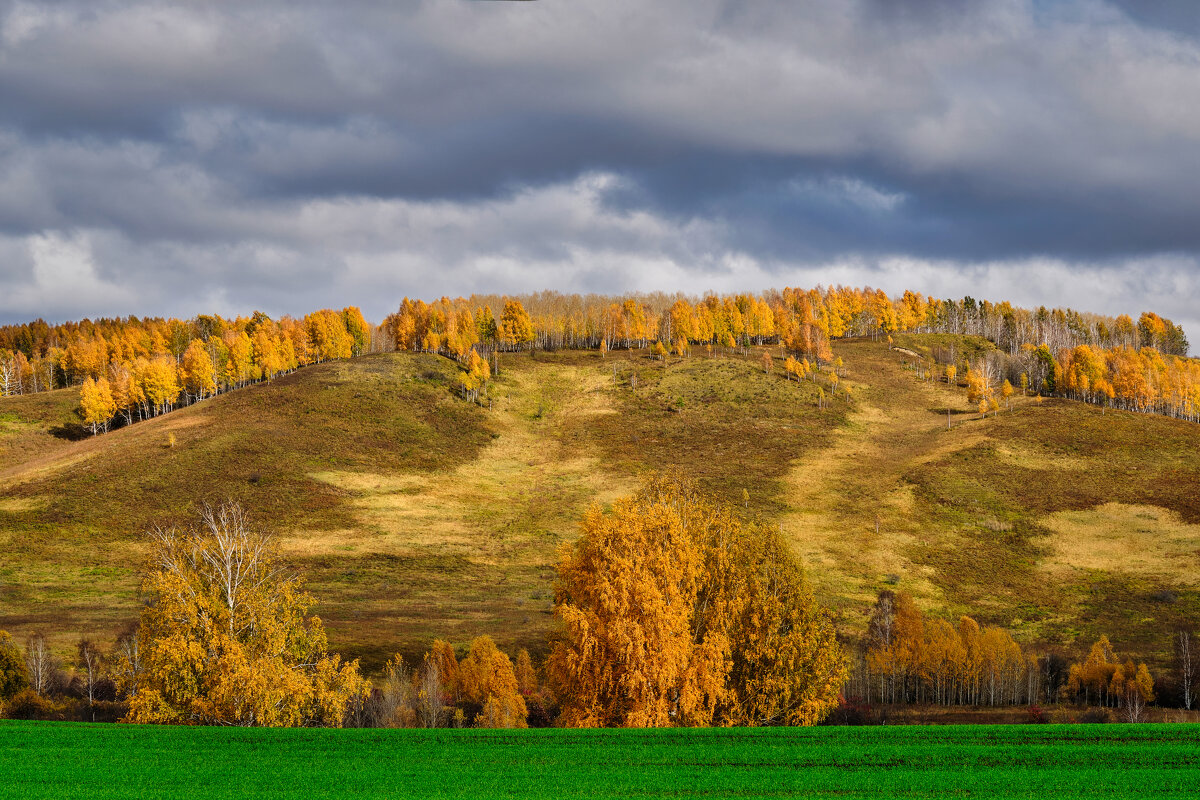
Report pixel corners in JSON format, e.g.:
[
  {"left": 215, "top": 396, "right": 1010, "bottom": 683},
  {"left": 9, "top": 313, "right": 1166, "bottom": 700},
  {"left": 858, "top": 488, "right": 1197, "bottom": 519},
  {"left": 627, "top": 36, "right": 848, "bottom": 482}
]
[{"left": 2, "top": 721, "right": 1199, "bottom": 798}]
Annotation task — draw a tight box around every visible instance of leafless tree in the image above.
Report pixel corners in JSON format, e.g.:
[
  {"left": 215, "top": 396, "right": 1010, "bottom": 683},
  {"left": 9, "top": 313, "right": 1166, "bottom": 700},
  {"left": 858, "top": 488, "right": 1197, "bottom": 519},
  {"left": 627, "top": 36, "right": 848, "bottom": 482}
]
[
  {"left": 24, "top": 634, "right": 56, "bottom": 696},
  {"left": 1179, "top": 630, "right": 1195, "bottom": 711},
  {"left": 0, "top": 351, "right": 16, "bottom": 397},
  {"left": 77, "top": 639, "right": 104, "bottom": 708},
  {"left": 113, "top": 628, "right": 142, "bottom": 698},
  {"left": 866, "top": 591, "right": 896, "bottom": 703},
  {"left": 417, "top": 658, "right": 445, "bottom": 728},
  {"left": 378, "top": 658, "right": 418, "bottom": 728},
  {"left": 1122, "top": 685, "right": 1148, "bottom": 723}
]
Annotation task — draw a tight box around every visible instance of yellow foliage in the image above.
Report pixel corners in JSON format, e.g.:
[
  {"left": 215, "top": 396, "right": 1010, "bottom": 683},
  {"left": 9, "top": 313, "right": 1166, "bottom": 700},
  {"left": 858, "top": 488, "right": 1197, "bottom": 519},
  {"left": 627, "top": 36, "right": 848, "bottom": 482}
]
[
  {"left": 515, "top": 649, "right": 538, "bottom": 697},
  {"left": 122, "top": 502, "right": 368, "bottom": 726},
  {"left": 549, "top": 475, "right": 844, "bottom": 727},
  {"left": 458, "top": 636, "right": 527, "bottom": 728},
  {"left": 79, "top": 376, "right": 116, "bottom": 434}
]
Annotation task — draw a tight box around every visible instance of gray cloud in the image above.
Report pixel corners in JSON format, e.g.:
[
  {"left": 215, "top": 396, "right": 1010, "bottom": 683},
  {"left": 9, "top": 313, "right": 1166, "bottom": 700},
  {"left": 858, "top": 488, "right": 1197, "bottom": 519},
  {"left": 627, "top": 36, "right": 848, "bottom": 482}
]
[{"left": 1, "top": 0, "right": 1199, "bottom": 350}]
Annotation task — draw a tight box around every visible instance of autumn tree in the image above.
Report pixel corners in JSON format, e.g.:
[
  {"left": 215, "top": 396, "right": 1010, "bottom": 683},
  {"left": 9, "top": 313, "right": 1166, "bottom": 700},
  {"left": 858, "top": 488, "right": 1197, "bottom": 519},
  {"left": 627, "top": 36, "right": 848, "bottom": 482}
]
[
  {"left": 719, "top": 521, "right": 847, "bottom": 725},
  {"left": 461, "top": 349, "right": 491, "bottom": 403},
  {"left": 761, "top": 350, "right": 773, "bottom": 374},
  {"left": 1111, "top": 660, "right": 1154, "bottom": 722},
  {"left": 0, "top": 631, "right": 29, "bottom": 701},
  {"left": 515, "top": 649, "right": 538, "bottom": 697},
  {"left": 549, "top": 475, "right": 843, "bottom": 727},
  {"left": 123, "top": 502, "right": 368, "bottom": 726},
  {"left": 458, "top": 635, "right": 528, "bottom": 728},
  {"left": 342, "top": 307, "right": 370, "bottom": 356},
  {"left": 1067, "top": 636, "right": 1118, "bottom": 706},
  {"left": 79, "top": 376, "right": 116, "bottom": 434},
  {"left": 548, "top": 478, "right": 727, "bottom": 727},
  {"left": 499, "top": 300, "right": 535, "bottom": 352},
  {"left": 180, "top": 339, "right": 216, "bottom": 401}
]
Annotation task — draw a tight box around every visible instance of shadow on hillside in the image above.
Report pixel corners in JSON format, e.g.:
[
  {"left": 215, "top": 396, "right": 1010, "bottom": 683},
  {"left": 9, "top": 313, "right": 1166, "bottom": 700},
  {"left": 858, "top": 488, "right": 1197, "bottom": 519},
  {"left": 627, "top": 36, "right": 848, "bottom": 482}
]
[
  {"left": 48, "top": 423, "right": 89, "bottom": 441},
  {"left": 929, "top": 407, "right": 975, "bottom": 417}
]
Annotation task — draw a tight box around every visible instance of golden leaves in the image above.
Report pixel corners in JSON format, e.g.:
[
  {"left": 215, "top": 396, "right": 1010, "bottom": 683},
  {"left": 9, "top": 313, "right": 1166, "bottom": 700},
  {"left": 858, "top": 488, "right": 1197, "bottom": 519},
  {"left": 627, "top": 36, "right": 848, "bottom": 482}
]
[
  {"left": 123, "top": 502, "right": 368, "bottom": 726},
  {"left": 550, "top": 475, "right": 845, "bottom": 728}
]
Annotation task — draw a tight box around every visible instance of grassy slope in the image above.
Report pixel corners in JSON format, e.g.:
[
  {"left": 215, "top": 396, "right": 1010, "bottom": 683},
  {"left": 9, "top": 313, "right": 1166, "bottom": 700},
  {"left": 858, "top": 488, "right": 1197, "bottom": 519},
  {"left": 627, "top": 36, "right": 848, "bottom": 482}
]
[
  {"left": 1, "top": 338, "right": 1197, "bottom": 671},
  {"left": 786, "top": 338, "right": 1200, "bottom": 663},
  {"left": 0, "top": 348, "right": 839, "bottom": 669},
  {"left": 3, "top": 721, "right": 1200, "bottom": 799}
]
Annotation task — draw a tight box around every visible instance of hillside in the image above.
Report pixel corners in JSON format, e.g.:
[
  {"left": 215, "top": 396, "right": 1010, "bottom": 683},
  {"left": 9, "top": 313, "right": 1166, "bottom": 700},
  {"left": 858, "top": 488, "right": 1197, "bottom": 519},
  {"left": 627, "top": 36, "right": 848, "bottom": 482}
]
[{"left": 1, "top": 337, "right": 1197, "bottom": 672}]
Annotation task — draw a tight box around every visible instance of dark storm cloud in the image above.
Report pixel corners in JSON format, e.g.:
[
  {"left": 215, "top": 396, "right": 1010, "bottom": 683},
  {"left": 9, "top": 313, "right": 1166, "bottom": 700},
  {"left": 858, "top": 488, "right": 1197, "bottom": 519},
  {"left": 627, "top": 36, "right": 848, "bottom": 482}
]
[{"left": 1, "top": 0, "right": 1199, "bottom": 348}]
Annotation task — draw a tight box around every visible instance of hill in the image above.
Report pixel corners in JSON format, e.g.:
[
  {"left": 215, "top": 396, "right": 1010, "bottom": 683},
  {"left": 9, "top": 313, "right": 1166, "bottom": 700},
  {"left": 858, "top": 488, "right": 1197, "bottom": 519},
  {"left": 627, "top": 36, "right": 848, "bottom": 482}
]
[{"left": 1, "top": 337, "right": 1197, "bottom": 672}]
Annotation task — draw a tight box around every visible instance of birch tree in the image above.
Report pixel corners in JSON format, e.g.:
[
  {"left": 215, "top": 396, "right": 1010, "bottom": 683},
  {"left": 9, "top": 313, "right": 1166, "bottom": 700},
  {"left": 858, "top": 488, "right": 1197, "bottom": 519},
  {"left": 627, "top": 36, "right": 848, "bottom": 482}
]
[{"left": 123, "top": 502, "right": 368, "bottom": 726}]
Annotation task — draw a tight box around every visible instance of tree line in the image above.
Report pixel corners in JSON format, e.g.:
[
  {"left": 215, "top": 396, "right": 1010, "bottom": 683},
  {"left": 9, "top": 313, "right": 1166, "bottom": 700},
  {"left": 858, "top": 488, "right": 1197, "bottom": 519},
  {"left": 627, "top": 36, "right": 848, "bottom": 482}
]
[
  {"left": 845, "top": 590, "right": 1195, "bottom": 723},
  {"left": 382, "top": 290, "right": 1195, "bottom": 424},
  {"left": 908, "top": 340, "right": 1200, "bottom": 423},
  {"left": 1, "top": 286, "right": 1192, "bottom": 429},
  {"left": 380, "top": 289, "right": 1188, "bottom": 365},
  {"left": 0, "top": 308, "right": 374, "bottom": 434}
]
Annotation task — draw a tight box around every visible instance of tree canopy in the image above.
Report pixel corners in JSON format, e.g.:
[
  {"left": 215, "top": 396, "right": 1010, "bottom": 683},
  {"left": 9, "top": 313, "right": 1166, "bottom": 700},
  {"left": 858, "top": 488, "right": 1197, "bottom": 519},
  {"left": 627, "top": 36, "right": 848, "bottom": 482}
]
[{"left": 548, "top": 475, "right": 845, "bottom": 727}]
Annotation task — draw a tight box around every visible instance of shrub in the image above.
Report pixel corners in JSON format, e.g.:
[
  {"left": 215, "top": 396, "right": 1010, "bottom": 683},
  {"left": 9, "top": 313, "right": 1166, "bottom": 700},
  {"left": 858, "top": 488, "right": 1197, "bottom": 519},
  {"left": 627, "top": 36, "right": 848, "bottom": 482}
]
[
  {"left": 0, "top": 631, "right": 28, "bottom": 701},
  {"left": 1077, "top": 708, "right": 1111, "bottom": 724},
  {"left": 822, "top": 695, "right": 880, "bottom": 726},
  {"left": 3, "top": 689, "right": 66, "bottom": 721}
]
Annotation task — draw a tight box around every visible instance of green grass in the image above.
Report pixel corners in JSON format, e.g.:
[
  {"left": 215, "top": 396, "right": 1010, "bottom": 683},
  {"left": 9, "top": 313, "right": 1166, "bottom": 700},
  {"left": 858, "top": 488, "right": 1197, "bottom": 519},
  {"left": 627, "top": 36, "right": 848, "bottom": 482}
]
[{"left": 3, "top": 721, "right": 1199, "bottom": 798}]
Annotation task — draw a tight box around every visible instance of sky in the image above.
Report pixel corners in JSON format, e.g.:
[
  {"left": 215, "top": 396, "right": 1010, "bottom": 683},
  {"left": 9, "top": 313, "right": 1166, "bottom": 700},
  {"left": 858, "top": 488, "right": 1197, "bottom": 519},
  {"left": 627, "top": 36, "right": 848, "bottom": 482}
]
[{"left": 1, "top": 0, "right": 1199, "bottom": 348}]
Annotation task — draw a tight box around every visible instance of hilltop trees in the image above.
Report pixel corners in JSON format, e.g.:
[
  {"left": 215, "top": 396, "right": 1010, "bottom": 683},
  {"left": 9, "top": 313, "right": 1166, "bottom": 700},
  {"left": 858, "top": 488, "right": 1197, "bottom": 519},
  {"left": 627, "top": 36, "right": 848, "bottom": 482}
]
[
  {"left": 548, "top": 475, "right": 845, "bottom": 727},
  {"left": 79, "top": 377, "right": 117, "bottom": 434},
  {"left": 123, "top": 502, "right": 368, "bottom": 726},
  {"left": 3, "top": 288, "right": 1193, "bottom": 431},
  {"left": 499, "top": 300, "right": 535, "bottom": 352},
  {"left": 3, "top": 309, "right": 370, "bottom": 436}
]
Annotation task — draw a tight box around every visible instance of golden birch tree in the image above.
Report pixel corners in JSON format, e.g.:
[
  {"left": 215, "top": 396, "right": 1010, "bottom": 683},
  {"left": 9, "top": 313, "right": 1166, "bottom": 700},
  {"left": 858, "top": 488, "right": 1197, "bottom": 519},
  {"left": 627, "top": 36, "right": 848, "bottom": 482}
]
[{"left": 123, "top": 502, "right": 368, "bottom": 726}]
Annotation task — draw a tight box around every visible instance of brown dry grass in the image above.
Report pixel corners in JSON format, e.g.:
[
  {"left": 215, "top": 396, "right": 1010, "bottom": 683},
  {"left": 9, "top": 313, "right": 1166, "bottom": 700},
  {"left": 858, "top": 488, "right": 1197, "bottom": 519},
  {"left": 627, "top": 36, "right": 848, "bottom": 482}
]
[{"left": 1038, "top": 504, "right": 1200, "bottom": 583}]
